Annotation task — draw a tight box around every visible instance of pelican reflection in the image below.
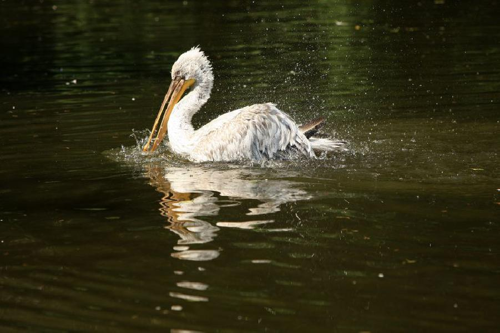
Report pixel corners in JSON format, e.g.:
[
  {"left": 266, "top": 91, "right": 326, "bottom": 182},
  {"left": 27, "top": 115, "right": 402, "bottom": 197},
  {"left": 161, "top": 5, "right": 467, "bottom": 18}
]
[{"left": 146, "top": 164, "right": 311, "bottom": 261}]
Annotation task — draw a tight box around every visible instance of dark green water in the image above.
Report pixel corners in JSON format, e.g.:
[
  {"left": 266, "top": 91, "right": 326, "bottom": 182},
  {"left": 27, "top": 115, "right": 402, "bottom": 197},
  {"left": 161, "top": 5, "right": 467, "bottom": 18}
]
[{"left": 1, "top": 0, "right": 499, "bottom": 331}]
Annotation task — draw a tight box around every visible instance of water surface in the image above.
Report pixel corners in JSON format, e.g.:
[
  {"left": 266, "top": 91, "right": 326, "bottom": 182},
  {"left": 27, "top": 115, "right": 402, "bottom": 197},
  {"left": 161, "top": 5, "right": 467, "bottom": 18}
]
[{"left": 1, "top": 0, "right": 499, "bottom": 331}]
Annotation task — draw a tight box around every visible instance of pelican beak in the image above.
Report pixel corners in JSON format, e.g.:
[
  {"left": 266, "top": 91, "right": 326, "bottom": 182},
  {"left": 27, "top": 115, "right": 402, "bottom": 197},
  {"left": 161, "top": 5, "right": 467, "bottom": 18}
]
[{"left": 143, "top": 77, "right": 196, "bottom": 152}]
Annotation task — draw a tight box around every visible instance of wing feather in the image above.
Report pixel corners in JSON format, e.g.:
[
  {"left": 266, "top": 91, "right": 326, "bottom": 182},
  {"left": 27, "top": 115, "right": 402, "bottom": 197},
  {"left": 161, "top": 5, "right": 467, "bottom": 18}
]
[{"left": 190, "top": 103, "right": 313, "bottom": 162}]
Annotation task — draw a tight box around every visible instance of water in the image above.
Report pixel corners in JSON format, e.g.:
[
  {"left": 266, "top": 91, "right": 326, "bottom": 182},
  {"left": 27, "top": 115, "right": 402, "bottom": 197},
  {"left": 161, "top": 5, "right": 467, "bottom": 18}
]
[{"left": 1, "top": 0, "right": 499, "bottom": 331}]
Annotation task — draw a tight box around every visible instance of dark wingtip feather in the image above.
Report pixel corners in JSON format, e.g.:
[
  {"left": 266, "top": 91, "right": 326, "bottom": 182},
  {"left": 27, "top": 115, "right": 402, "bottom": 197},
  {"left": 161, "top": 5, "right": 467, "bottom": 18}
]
[{"left": 299, "top": 117, "right": 326, "bottom": 138}]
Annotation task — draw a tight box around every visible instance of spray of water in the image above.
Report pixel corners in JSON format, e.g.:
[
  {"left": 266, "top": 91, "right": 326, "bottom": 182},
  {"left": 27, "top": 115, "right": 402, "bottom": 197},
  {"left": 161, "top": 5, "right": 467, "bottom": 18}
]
[{"left": 104, "top": 128, "right": 351, "bottom": 173}]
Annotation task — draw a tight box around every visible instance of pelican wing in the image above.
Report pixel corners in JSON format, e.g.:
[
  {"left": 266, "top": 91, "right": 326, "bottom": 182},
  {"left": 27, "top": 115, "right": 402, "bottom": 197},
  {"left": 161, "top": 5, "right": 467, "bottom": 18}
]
[
  {"left": 299, "top": 117, "right": 326, "bottom": 138},
  {"left": 190, "top": 103, "right": 313, "bottom": 162}
]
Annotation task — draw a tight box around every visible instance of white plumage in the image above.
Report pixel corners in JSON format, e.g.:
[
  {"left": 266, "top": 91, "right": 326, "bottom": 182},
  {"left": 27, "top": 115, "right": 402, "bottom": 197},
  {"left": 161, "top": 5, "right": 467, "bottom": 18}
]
[{"left": 143, "top": 47, "right": 343, "bottom": 162}]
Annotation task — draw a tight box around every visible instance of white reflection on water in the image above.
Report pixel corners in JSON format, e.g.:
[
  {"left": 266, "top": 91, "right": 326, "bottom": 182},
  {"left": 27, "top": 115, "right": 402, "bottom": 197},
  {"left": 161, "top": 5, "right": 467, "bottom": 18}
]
[
  {"left": 176, "top": 281, "right": 209, "bottom": 291},
  {"left": 171, "top": 250, "right": 220, "bottom": 261},
  {"left": 146, "top": 165, "right": 311, "bottom": 261},
  {"left": 216, "top": 220, "right": 275, "bottom": 229},
  {"left": 169, "top": 292, "right": 209, "bottom": 302}
]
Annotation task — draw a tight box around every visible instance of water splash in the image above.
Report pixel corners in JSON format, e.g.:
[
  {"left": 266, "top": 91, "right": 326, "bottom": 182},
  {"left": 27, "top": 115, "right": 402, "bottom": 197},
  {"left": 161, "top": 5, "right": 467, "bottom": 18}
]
[{"left": 105, "top": 128, "right": 350, "bottom": 173}]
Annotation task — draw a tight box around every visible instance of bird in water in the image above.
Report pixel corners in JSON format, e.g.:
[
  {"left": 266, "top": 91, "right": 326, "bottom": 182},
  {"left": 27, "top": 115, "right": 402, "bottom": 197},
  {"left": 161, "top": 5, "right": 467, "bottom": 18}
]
[{"left": 143, "top": 47, "right": 344, "bottom": 162}]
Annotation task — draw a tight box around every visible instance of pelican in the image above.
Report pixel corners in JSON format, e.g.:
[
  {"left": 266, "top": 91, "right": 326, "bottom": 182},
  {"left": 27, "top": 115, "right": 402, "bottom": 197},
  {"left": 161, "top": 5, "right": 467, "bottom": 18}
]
[{"left": 143, "top": 47, "right": 343, "bottom": 162}]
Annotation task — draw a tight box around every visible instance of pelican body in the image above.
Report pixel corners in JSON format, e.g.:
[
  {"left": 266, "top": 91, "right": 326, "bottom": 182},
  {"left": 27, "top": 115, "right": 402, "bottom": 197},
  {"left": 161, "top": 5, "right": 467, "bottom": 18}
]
[{"left": 143, "top": 47, "right": 342, "bottom": 162}]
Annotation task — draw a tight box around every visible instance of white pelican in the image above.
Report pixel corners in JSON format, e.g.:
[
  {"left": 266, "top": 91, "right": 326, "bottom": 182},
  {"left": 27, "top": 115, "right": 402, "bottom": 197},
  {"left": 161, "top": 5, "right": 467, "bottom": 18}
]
[{"left": 143, "top": 47, "right": 343, "bottom": 162}]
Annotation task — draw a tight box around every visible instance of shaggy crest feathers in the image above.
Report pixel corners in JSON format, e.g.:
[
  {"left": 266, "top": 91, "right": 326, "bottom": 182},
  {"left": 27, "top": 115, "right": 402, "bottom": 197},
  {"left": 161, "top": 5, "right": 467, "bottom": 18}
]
[{"left": 171, "top": 47, "right": 213, "bottom": 84}]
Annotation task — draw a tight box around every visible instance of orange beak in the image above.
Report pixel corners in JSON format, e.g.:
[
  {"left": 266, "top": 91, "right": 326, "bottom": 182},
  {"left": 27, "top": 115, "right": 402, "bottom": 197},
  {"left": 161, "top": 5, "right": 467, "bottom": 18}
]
[{"left": 143, "top": 77, "right": 195, "bottom": 152}]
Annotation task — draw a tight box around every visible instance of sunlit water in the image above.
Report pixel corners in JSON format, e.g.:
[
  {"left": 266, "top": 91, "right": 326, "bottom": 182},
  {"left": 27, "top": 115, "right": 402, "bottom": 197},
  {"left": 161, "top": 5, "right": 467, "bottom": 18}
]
[{"left": 1, "top": 0, "right": 499, "bottom": 331}]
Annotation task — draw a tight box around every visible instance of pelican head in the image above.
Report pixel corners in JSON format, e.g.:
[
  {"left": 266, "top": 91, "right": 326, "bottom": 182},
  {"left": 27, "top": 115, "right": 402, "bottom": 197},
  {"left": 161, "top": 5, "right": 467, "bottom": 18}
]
[{"left": 143, "top": 47, "right": 213, "bottom": 152}]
